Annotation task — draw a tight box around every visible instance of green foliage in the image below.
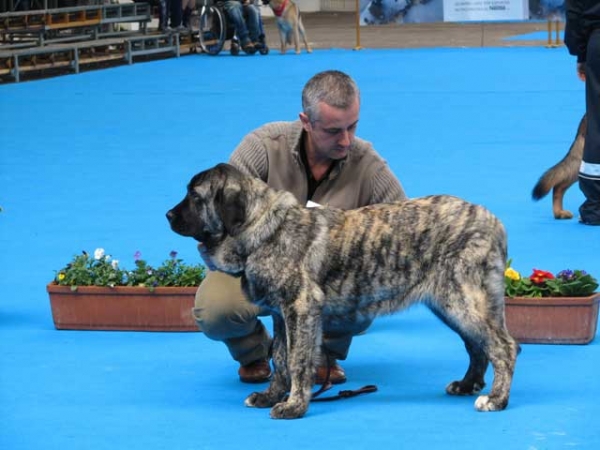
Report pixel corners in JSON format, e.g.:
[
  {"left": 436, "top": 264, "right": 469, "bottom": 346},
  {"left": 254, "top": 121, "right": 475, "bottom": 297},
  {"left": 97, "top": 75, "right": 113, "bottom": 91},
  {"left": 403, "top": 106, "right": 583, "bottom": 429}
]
[
  {"left": 544, "top": 270, "right": 599, "bottom": 297},
  {"left": 54, "top": 248, "right": 205, "bottom": 291},
  {"left": 505, "top": 259, "right": 598, "bottom": 298}
]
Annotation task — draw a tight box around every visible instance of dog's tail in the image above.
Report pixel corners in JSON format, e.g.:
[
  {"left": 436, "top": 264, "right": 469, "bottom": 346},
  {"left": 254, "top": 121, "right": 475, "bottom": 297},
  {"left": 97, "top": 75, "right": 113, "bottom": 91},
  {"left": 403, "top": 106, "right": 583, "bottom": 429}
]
[{"left": 531, "top": 113, "right": 586, "bottom": 200}]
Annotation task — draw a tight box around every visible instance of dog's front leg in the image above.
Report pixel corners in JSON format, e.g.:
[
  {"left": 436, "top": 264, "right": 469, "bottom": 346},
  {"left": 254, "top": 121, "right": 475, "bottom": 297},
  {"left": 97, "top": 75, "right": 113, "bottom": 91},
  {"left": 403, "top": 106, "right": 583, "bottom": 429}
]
[
  {"left": 277, "top": 25, "right": 287, "bottom": 54},
  {"left": 245, "top": 314, "right": 289, "bottom": 409},
  {"left": 270, "top": 300, "right": 322, "bottom": 419}
]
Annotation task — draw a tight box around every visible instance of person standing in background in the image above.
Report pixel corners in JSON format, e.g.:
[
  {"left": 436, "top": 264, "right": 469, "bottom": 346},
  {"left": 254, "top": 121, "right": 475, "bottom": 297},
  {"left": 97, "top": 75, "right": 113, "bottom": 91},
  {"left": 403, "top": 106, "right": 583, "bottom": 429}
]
[{"left": 565, "top": 0, "right": 600, "bottom": 225}]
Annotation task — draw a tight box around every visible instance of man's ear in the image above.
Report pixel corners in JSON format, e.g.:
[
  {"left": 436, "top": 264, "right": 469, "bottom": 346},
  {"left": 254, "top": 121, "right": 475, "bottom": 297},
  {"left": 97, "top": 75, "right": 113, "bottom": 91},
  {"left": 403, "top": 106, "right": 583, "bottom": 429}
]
[
  {"left": 215, "top": 187, "right": 246, "bottom": 236},
  {"left": 299, "top": 112, "right": 312, "bottom": 132}
]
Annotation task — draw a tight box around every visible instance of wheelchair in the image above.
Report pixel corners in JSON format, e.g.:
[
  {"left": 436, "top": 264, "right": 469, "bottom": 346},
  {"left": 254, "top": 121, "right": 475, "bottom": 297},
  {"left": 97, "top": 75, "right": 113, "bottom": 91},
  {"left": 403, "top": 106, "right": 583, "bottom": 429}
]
[{"left": 189, "top": 0, "right": 269, "bottom": 56}]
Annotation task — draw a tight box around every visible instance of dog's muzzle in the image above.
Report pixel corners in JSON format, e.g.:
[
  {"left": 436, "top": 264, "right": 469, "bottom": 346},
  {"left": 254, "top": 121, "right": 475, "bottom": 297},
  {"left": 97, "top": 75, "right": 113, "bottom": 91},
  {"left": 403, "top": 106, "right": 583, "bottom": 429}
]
[
  {"left": 166, "top": 209, "right": 176, "bottom": 224},
  {"left": 166, "top": 209, "right": 188, "bottom": 236}
]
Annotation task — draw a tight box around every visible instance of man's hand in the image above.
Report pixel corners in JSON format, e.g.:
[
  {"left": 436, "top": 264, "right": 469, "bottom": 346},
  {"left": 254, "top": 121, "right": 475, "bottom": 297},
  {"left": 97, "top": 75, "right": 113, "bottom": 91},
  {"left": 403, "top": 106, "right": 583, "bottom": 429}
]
[
  {"left": 198, "top": 242, "right": 217, "bottom": 271},
  {"left": 577, "top": 62, "right": 586, "bottom": 82}
]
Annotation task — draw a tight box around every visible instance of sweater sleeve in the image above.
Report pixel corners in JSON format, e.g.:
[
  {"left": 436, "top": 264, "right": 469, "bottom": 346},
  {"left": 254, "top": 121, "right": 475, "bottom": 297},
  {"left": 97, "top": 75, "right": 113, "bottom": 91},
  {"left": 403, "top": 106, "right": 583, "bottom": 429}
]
[
  {"left": 228, "top": 132, "right": 269, "bottom": 181},
  {"left": 565, "top": 0, "right": 587, "bottom": 62},
  {"left": 370, "top": 163, "right": 408, "bottom": 204}
]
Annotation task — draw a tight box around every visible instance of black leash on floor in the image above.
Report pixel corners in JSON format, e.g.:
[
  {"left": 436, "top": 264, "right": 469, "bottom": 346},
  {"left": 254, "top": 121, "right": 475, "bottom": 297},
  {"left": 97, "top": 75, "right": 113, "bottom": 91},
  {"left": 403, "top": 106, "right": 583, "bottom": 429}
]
[
  {"left": 311, "top": 384, "right": 378, "bottom": 402},
  {"left": 310, "top": 358, "right": 378, "bottom": 402}
]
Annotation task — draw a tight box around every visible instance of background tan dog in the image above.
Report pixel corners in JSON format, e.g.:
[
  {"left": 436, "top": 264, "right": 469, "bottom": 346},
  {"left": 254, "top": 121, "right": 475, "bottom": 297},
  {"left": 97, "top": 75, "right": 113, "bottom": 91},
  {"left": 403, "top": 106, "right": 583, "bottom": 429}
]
[{"left": 265, "top": 0, "right": 312, "bottom": 54}]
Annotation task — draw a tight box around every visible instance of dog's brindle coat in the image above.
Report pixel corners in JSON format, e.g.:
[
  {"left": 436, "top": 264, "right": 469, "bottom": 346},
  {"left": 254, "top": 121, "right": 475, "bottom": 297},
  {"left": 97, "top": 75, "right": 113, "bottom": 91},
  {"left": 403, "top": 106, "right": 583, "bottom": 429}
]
[{"left": 167, "top": 163, "right": 518, "bottom": 420}]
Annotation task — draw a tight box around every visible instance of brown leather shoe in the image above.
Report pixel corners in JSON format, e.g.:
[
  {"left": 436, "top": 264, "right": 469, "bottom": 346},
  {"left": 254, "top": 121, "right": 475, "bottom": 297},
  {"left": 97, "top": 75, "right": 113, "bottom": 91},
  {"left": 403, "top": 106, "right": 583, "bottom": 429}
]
[
  {"left": 238, "top": 359, "right": 272, "bottom": 383},
  {"left": 315, "top": 361, "right": 347, "bottom": 385}
]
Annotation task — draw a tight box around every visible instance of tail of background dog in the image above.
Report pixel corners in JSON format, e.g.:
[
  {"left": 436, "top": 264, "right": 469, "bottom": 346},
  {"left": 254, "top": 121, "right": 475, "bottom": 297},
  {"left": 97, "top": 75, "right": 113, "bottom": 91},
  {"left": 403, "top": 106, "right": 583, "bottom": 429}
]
[{"left": 532, "top": 113, "right": 586, "bottom": 201}]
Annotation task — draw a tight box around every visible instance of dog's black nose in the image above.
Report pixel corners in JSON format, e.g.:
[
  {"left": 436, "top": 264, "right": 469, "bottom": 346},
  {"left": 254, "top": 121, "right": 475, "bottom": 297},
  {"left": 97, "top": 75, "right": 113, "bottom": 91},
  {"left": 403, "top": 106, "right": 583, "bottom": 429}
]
[{"left": 166, "top": 210, "right": 175, "bottom": 223}]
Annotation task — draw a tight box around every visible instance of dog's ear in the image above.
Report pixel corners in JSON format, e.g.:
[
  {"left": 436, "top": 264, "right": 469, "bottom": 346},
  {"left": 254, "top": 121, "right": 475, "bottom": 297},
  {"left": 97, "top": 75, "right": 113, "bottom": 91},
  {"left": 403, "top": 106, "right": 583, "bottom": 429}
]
[{"left": 215, "top": 186, "right": 246, "bottom": 236}]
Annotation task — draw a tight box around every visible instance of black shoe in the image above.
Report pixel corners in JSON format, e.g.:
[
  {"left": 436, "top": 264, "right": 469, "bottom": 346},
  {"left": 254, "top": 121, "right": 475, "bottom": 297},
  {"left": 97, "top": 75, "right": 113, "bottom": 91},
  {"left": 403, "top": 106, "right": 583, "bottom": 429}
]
[
  {"left": 241, "top": 39, "right": 256, "bottom": 55},
  {"left": 579, "top": 217, "right": 600, "bottom": 226},
  {"left": 315, "top": 359, "right": 346, "bottom": 385}
]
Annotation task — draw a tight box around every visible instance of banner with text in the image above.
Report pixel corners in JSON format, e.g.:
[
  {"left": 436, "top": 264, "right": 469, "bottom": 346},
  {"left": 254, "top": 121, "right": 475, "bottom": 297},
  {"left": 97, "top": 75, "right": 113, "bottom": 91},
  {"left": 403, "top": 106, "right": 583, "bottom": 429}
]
[
  {"left": 443, "top": 0, "right": 528, "bottom": 22},
  {"left": 359, "top": 0, "right": 565, "bottom": 26}
]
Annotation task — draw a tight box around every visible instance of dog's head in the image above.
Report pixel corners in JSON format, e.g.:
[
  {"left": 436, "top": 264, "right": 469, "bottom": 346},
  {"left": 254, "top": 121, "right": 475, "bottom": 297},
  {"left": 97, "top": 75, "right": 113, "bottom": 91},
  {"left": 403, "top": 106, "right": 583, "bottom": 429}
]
[
  {"left": 166, "top": 163, "right": 250, "bottom": 245},
  {"left": 167, "top": 163, "right": 299, "bottom": 274}
]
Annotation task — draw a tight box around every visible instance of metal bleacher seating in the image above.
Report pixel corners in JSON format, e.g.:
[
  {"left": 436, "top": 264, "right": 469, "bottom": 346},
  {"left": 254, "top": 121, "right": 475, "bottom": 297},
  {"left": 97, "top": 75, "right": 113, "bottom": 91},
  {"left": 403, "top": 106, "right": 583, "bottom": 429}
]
[{"left": 0, "top": 1, "right": 188, "bottom": 82}]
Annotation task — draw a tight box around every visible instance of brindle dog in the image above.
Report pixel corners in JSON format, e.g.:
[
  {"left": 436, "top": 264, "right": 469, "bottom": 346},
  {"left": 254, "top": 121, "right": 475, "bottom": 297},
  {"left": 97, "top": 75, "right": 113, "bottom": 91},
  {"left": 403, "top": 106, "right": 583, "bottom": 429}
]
[{"left": 167, "top": 163, "right": 518, "bottom": 420}]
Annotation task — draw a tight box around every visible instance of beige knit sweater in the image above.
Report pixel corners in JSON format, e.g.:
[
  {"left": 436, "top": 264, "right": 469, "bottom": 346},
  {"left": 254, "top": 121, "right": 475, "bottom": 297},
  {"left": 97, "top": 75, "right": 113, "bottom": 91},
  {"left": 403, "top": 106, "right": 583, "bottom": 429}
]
[{"left": 228, "top": 120, "right": 406, "bottom": 210}]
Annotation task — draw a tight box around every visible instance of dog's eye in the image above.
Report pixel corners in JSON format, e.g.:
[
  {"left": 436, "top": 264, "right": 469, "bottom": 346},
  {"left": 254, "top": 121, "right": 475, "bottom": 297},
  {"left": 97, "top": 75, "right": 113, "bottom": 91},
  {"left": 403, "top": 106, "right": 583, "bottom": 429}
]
[{"left": 190, "top": 193, "right": 203, "bottom": 206}]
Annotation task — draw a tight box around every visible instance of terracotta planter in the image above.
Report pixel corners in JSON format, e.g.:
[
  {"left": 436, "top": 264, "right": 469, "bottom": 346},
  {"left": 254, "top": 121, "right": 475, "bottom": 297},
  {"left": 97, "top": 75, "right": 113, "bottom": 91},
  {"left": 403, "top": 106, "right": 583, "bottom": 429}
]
[
  {"left": 47, "top": 284, "right": 200, "bottom": 332},
  {"left": 505, "top": 293, "right": 600, "bottom": 344}
]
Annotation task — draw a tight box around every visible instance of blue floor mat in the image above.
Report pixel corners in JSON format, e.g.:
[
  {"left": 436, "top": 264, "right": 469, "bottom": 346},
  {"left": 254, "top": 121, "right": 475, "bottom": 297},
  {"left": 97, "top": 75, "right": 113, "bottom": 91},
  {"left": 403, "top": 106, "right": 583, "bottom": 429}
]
[{"left": 1, "top": 48, "right": 599, "bottom": 450}]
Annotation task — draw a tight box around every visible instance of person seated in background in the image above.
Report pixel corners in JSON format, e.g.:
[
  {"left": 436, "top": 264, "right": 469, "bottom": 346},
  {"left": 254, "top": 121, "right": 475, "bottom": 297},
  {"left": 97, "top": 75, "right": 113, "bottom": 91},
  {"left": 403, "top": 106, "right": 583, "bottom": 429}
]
[{"left": 223, "top": 0, "right": 262, "bottom": 54}]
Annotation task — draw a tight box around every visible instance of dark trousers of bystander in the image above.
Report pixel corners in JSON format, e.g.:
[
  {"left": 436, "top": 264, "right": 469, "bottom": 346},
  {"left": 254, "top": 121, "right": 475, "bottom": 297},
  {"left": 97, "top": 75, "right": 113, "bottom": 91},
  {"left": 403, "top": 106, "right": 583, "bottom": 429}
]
[{"left": 580, "top": 29, "right": 600, "bottom": 225}]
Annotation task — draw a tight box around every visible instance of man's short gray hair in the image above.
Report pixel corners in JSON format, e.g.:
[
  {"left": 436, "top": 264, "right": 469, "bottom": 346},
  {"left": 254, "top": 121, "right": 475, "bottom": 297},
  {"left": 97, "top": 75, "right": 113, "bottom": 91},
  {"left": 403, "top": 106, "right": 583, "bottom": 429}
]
[{"left": 301, "top": 70, "right": 360, "bottom": 123}]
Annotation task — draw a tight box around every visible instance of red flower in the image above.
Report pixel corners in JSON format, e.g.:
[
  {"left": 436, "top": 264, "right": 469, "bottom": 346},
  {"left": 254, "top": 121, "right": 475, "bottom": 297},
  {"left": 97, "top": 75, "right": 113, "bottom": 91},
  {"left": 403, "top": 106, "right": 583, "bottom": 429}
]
[{"left": 530, "top": 269, "right": 555, "bottom": 285}]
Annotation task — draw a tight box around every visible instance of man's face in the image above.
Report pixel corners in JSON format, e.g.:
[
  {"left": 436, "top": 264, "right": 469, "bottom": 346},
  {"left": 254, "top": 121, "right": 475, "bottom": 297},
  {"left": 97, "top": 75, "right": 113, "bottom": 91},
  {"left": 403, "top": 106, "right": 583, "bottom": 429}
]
[{"left": 300, "top": 97, "right": 360, "bottom": 161}]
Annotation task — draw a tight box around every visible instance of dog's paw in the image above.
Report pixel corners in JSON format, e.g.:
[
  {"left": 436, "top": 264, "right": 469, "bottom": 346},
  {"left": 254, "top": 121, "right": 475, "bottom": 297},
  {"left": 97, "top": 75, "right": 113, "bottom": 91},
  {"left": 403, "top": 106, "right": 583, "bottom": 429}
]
[
  {"left": 269, "top": 400, "right": 308, "bottom": 420},
  {"left": 474, "top": 395, "right": 508, "bottom": 412},
  {"left": 445, "top": 380, "right": 484, "bottom": 396},
  {"left": 554, "top": 210, "right": 574, "bottom": 220},
  {"left": 245, "top": 392, "right": 277, "bottom": 409}
]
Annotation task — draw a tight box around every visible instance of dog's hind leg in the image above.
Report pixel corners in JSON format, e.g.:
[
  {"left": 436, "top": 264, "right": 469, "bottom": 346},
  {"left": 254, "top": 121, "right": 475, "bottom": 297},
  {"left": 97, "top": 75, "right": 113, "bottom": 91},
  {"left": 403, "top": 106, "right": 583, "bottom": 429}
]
[
  {"left": 432, "top": 288, "right": 518, "bottom": 411},
  {"left": 432, "top": 308, "right": 488, "bottom": 395},
  {"left": 298, "top": 17, "right": 312, "bottom": 53},
  {"left": 472, "top": 317, "right": 519, "bottom": 412},
  {"left": 532, "top": 113, "right": 585, "bottom": 219},
  {"left": 552, "top": 182, "right": 574, "bottom": 219},
  {"left": 278, "top": 26, "right": 288, "bottom": 54}
]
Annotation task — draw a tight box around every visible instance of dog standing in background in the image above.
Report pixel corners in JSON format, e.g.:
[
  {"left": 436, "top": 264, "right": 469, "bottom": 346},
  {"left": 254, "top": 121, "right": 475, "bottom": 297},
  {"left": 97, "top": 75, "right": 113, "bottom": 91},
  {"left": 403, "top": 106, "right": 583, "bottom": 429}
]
[
  {"left": 167, "top": 163, "right": 518, "bottom": 420},
  {"left": 263, "top": 0, "right": 312, "bottom": 54},
  {"left": 532, "top": 114, "right": 586, "bottom": 219}
]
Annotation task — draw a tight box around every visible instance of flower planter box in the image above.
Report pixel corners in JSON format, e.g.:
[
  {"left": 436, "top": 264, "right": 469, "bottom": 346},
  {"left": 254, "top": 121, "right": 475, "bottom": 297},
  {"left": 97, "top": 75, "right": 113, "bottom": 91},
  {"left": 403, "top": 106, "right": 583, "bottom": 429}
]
[
  {"left": 47, "top": 284, "right": 199, "bottom": 332},
  {"left": 504, "top": 294, "right": 600, "bottom": 344}
]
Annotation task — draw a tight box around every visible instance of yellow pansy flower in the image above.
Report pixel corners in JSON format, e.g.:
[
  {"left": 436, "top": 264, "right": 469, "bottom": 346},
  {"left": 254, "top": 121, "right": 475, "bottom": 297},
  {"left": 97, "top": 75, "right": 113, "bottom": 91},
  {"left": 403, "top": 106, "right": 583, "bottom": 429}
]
[{"left": 504, "top": 267, "right": 520, "bottom": 281}]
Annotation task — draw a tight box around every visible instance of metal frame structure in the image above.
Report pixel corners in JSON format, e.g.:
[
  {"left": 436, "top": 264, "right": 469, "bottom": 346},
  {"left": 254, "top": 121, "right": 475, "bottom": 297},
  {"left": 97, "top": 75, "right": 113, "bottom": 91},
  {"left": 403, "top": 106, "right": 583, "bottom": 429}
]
[{"left": 0, "top": 2, "right": 186, "bottom": 82}]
